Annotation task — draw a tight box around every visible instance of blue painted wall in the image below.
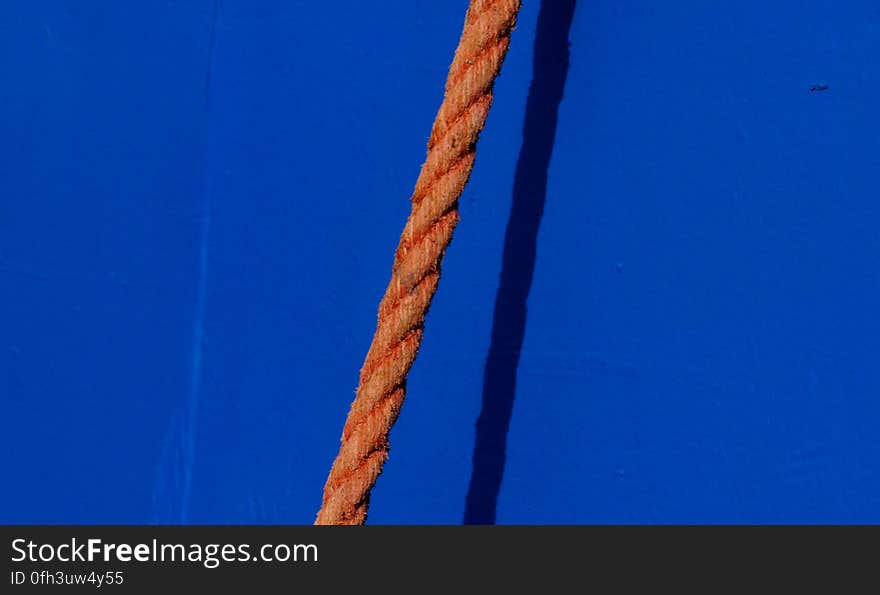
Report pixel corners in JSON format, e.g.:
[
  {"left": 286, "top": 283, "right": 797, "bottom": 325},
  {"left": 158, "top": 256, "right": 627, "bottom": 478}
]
[{"left": 2, "top": 0, "right": 879, "bottom": 524}]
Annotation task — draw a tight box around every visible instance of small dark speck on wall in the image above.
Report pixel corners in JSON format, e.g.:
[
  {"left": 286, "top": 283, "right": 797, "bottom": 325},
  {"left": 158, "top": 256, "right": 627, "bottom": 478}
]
[{"left": 809, "top": 83, "right": 829, "bottom": 92}]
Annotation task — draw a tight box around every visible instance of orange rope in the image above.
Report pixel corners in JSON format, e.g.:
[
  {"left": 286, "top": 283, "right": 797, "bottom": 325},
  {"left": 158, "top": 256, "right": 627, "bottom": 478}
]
[{"left": 316, "top": 0, "right": 523, "bottom": 525}]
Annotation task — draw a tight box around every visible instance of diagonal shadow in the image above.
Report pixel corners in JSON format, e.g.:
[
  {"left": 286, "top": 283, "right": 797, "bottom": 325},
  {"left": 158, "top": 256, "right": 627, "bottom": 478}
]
[{"left": 464, "top": 0, "right": 577, "bottom": 524}]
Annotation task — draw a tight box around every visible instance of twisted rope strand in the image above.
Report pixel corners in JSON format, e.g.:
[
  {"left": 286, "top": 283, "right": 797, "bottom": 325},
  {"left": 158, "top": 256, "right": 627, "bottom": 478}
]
[{"left": 316, "top": 0, "right": 522, "bottom": 525}]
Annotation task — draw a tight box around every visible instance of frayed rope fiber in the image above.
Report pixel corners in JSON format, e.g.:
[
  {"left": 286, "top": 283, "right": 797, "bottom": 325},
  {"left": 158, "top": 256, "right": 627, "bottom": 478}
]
[{"left": 316, "top": 0, "right": 523, "bottom": 525}]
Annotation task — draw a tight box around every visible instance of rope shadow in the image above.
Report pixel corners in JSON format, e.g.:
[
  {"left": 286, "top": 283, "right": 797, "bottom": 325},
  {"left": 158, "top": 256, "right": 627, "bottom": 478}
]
[{"left": 464, "top": 0, "right": 577, "bottom": 524}]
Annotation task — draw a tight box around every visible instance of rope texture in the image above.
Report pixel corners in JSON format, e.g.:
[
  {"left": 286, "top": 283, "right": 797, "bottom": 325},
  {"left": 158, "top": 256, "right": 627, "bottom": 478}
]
[{"left": 316, "top": 0, "right": 523, "bottom": 525}]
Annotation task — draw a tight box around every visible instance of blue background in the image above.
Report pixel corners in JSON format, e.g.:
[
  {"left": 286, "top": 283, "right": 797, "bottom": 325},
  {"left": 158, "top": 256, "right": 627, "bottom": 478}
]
[{"left": 3, "top": 0, "right": 880, "bottom": 524}]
